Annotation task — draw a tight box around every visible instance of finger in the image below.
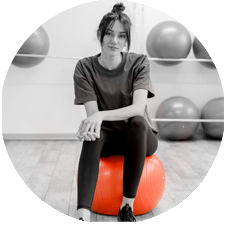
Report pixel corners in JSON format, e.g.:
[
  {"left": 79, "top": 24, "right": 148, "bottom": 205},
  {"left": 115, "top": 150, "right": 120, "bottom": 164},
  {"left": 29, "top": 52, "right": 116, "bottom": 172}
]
[
  {"left": 76, "top": 131, "right": 82, "bottom": 140},
  {"left": 78, "top": 120, "right": 89, "bottom": 135},
  {"left": 95, "top": 125, "right": 101, "bottom": 138},
  {"left": 76, "top": 129, "right": 82, "bottom": 136},
  {"left": 78, "top": 137, "right": 84, "bottom": 142},
  {"left": 80, "top": 132, "right": 87, "bottom": 138},
  {"left": 87, "top": 132, "right": 96, "bottom": 141},
  {"left": 92, "top": 132, "right": 99, "bottom": 139},
  {"left": 82, "top": 132, "right": 91, "bottom": 141},
  {"left": 89, "top": 122, "right": 96, "bottom": 134},
  {"left": 80, "top": 119, "right": 91, "bottom": 135},
  {"left": 77, "top": 134, "right": 83, "bottom": 141},
  {"left": 81, "top": 122, "right": 88, "bottom": 135},
  {"left": 83, "top": 121, "right": 92, "bottom": 134}
]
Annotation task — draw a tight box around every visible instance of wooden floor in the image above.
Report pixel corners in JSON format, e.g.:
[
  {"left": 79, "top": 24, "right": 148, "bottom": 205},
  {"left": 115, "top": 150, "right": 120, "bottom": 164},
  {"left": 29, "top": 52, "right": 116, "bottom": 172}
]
[{"left": 4, "top": 136, "right": 221, "bottom": 222}]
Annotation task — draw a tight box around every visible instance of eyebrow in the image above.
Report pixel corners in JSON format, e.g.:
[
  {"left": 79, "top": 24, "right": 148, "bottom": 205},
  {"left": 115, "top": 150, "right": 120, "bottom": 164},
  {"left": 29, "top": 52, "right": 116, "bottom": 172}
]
[{"left": 106, "top": 29, "right": 126, "bottom": 34}]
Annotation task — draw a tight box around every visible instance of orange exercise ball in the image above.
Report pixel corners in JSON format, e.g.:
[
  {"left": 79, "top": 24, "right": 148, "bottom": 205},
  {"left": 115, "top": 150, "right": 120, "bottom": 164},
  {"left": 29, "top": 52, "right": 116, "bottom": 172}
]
[
  {"left": 193, "top": 37, "right": 215, "bottom": 69},
  {"left": 92, "top": 155, "right": 165, "bottom": 216},
  {"left": 201, "top": 97, "right": 224, "bottom": 139},
  {"left": 146, "top": 21, "right": 191, "bottom": 66},
  {"left": 156, "top": 96, "right": 200, "bottom": 140},
  {"left": 12, "top": 26, "right": 49, "bottom": 68}
]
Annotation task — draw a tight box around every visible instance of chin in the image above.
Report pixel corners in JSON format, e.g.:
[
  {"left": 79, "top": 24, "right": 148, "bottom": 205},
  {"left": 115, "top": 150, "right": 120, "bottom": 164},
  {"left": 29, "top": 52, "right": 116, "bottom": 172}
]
[
  {"left": 102, "top": 47, "right": 121, "bottom": 56},
  {"left": 109, "top": 50, "right": 121, "bottom": 56}
]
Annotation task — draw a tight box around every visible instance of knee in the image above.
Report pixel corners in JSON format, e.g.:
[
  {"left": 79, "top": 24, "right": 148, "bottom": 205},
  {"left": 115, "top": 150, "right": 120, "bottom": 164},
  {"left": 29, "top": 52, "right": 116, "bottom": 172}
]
[
  {"left": 83, "top": 130, "right": 107, "bottom": 150},
  {"left": 128, "top": 116, "right": 148, "bottom": 133},
  {"left": 98, "top": 130, "right": 107, "bottom": 142},
  {"left": 90, "top": 129, "right": 106, "bottom": 143}
]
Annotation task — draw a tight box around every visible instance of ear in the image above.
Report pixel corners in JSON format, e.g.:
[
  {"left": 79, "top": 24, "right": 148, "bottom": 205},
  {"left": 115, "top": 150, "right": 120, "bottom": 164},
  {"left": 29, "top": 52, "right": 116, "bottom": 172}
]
[{"left": 97, "top": 30, "right": 101, "bottom": 41}]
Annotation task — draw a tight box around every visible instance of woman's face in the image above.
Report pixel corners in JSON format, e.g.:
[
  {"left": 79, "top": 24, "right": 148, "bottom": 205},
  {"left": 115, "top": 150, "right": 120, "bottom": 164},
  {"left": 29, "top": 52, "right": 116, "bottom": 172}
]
[{"left": 101, "top": 20, "right": 127, "bottom": 56}]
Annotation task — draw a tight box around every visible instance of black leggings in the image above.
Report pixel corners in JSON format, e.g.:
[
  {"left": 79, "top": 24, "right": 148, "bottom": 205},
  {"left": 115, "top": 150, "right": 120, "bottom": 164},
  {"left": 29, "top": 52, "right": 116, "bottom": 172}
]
[{"left": 77, "top": 116, "right": 158, "bottom": 211}]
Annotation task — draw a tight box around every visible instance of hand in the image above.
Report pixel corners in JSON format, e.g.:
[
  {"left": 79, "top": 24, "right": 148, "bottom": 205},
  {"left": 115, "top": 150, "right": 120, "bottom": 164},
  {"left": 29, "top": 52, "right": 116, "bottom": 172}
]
[
  {"left": 77, "top": 131, "right": 88, "bottom": 142},
  {"left": 77, "top": 131, "right": 99, "bottom": 142},
  {"left": 76, "top": 112, "right": 103, "bottom": 141}
]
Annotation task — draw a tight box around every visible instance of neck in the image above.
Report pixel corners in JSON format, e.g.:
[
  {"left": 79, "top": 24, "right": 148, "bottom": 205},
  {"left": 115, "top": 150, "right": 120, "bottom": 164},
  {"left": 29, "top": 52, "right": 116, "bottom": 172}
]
[{"left": 98, "top": 52, "right": 122, "bottom": 70}]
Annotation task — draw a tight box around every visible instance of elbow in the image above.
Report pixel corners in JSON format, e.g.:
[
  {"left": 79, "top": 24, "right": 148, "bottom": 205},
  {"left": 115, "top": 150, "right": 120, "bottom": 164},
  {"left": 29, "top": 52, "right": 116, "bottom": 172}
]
[
  {"left": 138, "top": 111, "right": 145, "bottom": 117},
  {"left": 136, "top": 106, "right": 145, "bottom": 117},
  {"left": 132, "top": 103, "right": 145, "bottom": 117}
]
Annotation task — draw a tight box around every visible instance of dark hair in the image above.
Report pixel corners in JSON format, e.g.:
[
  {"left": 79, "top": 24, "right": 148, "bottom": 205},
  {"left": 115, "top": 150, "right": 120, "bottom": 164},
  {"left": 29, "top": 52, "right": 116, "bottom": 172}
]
[{"left": 97, "top": 3, "right": 132, "bottom": 52}]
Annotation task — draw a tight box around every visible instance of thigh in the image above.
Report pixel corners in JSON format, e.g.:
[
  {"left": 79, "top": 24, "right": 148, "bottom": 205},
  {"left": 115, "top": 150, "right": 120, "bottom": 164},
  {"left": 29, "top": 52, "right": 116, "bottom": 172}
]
[
  {"left": 100, "top": 129, "right": 127, "bottom": 157},
  {"left": 146, "top": 126, "right": 158, "bottom": 156},
  {"left": 127, "top": 116, "right": 158, "bottom": 157},
  {"left": 81, "top": 129, "right": 109, "bottom": 157}
]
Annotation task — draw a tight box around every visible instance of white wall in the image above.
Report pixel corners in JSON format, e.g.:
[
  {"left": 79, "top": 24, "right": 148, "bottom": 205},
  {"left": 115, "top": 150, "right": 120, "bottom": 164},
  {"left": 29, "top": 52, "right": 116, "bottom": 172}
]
[{"left": 2, "top": 0, "right": 223, "bottom": 139}]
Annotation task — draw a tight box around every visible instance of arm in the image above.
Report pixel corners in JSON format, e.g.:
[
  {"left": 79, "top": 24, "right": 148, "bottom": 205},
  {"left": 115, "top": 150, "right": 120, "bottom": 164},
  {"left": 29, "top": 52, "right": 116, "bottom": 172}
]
[
  {"left": 77, "top": 89, "right": 148, "bottom": 141},
  {"left": 84, "top": 101, "right": 99, "bottom": 117},
  {"left": 100, "top": 89, "right": 147, "bottom": 121}
]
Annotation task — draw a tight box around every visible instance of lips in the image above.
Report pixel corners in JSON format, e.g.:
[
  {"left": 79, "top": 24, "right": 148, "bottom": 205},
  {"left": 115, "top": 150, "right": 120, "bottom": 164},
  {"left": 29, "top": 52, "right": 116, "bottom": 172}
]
[{"left": 109, "top": 46, "right": 118, "bottom": 51}]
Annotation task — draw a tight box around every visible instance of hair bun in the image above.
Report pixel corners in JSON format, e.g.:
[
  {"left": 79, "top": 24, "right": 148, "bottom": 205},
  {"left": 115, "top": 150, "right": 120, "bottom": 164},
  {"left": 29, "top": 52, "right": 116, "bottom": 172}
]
[{"left": 111, "top": 3, "right": 125, "bottom": 14}]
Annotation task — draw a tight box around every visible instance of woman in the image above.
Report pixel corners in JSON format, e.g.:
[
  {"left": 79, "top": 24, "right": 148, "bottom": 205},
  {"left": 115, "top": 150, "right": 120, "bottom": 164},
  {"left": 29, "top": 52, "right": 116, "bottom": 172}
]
[{"left": 74, "top": 3, "right": 158, "bottom": 222}]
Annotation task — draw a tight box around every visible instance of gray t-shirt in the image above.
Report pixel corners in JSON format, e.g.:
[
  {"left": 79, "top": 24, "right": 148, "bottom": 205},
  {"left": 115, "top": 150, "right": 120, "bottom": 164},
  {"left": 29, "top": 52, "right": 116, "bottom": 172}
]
[{"left": 74, "top": 52, "right": 158, "bottom": 134}]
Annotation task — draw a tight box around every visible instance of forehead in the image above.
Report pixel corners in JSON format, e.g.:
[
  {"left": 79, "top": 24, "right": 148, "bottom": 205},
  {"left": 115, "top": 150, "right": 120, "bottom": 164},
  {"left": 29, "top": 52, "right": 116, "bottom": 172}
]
[{"left": 108, "top": 20, "right": 125, "bottom": 32}]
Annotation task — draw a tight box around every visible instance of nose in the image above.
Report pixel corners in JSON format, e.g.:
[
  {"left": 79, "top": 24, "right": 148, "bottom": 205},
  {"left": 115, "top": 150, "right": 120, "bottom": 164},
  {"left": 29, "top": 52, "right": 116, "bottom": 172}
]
[{"left": 111, "top": 35, "right": 118, "bottom": 44}]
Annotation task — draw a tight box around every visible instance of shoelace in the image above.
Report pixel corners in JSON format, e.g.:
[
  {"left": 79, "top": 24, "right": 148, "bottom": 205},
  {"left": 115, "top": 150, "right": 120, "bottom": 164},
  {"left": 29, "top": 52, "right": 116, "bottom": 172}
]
[
  {"left": 123, "top": 204, "right": 136, "bottom": 221},
  {"left": 127, "top": 210, "right": 136, "bottom": 221}
]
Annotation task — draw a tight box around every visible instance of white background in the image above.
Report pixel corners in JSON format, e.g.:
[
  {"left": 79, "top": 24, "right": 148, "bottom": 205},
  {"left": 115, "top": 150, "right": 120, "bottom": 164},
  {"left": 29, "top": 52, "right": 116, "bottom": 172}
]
[{"left": 0, "top": 0, "right": 225, "bottom": 225}]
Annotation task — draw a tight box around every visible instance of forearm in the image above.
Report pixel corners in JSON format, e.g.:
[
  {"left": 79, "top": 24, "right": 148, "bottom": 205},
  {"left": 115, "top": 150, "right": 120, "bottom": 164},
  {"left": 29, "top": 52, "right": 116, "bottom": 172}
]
[{"left": 100, "top": 104, "right": 145, "bottom": 121}]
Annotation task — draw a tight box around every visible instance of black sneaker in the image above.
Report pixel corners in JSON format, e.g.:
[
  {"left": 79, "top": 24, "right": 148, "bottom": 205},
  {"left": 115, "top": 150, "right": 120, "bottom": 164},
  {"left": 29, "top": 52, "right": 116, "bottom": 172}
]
[{"left": 117, "top": 204, "right": 136, "bottom": 222}]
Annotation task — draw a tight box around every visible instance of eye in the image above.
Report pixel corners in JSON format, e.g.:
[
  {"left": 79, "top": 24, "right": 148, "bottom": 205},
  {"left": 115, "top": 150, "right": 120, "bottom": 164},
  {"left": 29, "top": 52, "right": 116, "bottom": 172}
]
[
  {"left": 105, "top": 31, "right": 113, "bottom": 36},
  {"left": 119, "top": 34, "right": 126, "bottom": 39}
]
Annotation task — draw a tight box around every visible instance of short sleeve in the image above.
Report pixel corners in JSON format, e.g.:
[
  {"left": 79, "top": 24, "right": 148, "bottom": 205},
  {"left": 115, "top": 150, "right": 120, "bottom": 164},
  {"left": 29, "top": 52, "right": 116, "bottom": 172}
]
[
  {"left": 73, "top": 60, "right": 97, "bottom": 105},
  {"left": 133, "top": 55, "right": 155, "bottom": 98}
]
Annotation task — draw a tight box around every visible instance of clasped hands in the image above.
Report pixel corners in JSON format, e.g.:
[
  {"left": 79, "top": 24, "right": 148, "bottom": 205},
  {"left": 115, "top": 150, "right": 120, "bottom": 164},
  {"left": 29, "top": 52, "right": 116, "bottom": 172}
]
[{"left": 76, "top": 112, "right": 103, "bottom": 141}]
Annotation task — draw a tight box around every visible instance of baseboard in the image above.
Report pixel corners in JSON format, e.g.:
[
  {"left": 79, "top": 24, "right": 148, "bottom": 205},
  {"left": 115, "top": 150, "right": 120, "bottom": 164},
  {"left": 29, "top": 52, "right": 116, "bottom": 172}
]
[{"left": 2, "top": 133, "right": 79, "bottom": 140}]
